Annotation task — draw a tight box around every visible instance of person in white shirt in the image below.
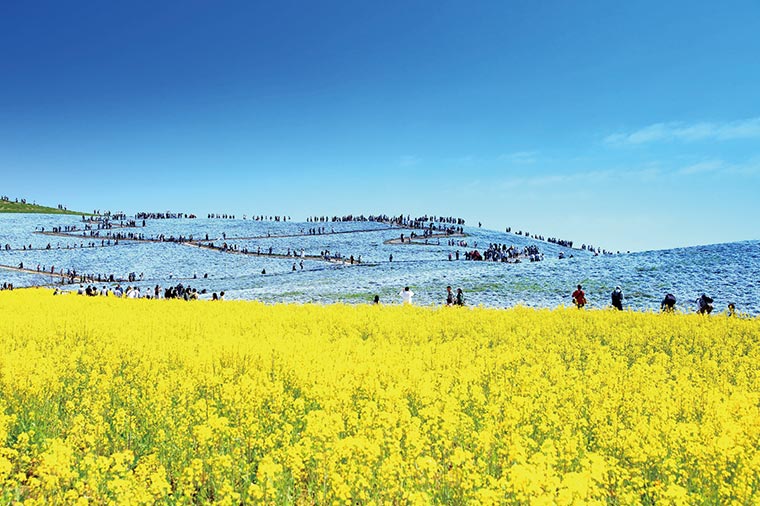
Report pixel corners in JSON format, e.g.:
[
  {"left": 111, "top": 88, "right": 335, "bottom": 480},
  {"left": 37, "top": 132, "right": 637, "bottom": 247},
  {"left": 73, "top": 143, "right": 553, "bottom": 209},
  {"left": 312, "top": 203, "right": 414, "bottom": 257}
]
[{"left": 399, "top": 286, "right": 414, "bottom": 304}]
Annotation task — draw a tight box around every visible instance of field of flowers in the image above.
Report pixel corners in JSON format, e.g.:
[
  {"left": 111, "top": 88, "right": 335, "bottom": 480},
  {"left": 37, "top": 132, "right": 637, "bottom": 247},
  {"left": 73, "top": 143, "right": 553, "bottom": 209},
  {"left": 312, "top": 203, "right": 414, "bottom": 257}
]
[{"left": 0, "top": 290, "right": 758, "bottom": 505}]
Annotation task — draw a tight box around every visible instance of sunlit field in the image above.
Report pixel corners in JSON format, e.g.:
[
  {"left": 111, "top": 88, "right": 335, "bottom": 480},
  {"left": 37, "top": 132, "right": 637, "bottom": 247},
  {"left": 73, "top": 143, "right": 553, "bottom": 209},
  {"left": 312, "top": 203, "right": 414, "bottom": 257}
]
[{"left": 0, "top": 290, "right": 758, "bottom": 505}]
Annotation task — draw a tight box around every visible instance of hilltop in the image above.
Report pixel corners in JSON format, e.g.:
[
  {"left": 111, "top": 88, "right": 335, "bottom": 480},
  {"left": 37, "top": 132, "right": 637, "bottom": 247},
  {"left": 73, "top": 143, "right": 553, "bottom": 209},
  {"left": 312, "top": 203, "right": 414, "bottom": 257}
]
[{"left": 0, "top": 198, "right": 89, "bottom": 216}]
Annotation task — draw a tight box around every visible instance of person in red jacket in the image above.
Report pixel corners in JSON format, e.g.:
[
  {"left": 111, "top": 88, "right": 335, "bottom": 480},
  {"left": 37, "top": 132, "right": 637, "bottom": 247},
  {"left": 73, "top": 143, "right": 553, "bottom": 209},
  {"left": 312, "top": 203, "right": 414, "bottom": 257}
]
[{"left": 572, "top": 284, "right": 587, "bottom": 308}]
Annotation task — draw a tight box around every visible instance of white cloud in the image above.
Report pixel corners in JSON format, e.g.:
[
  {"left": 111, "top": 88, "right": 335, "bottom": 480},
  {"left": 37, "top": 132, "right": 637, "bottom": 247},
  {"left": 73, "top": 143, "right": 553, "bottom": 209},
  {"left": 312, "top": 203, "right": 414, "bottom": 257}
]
[
  {"left": 677, "top": 160, "right": 724, "bottom": 176},
  {"left": 497, "top": 158, "right": 758, "bottom": 191},
  {"left": 498, "top": 151, "right": 539, "bottom": 164},
  {"left": 605, "top": 117, "right": 760, "bottom": 145},
  {"left": 398, "top": 155, "right": 420, "bottom": 167},
  {"left": 723, "top": 159, "right": 760, "bottom": 177},
  {"left": 676, "top": 158, "right": 760, "bottom": 177},
  {"left": 500, "top": 170, "right": 613, "bottom": 189}
]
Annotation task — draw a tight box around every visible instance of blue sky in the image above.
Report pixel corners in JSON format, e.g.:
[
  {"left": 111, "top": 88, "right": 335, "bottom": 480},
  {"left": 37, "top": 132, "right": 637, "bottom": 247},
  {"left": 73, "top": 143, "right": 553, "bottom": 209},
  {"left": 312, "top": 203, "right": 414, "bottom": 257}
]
[{"left": 1, "top": 0, "right": 758, "bottom": 251}]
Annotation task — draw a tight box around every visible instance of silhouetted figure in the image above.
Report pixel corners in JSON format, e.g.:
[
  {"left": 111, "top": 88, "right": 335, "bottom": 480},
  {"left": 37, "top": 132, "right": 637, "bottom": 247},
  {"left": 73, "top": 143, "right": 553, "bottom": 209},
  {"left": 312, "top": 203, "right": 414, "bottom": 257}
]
[
  {"left": 611, "top": 286, "right": 623, "bottom": 310},
  {"left": 697, "top": 294, "right": 714, "bottom": 315},
  {"left": 661, "top": 293, "right": 677, "bottom": 312}
]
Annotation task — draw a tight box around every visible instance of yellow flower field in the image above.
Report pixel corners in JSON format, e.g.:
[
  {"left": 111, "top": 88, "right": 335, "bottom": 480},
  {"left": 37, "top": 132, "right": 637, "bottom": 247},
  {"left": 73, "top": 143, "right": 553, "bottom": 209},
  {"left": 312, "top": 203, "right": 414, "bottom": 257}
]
[{"left": 0, "top": 289, "right": 758, "bottom": 505}]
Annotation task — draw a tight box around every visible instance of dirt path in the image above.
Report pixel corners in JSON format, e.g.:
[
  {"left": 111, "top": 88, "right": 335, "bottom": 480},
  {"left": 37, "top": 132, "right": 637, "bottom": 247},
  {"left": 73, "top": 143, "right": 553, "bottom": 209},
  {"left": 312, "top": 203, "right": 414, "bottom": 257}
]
[
  {"left": 34, "top": 225, "right": 402, "bottom": 244},
  {"left": 0, "top": 263, "right": 127, "bottom": 283},
  {"left": 384, "top": 232, "right": 467, "bottom": 245},
  {"left": 180, "top": 242, "right": 371, "bottom": 266}
]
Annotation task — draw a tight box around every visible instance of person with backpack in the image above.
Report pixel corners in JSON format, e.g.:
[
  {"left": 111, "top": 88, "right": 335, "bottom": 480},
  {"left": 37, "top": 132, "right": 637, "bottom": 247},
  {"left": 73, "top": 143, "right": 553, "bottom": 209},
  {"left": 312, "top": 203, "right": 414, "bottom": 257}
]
[
  {"left": 661, "top": 293, "right": 677, "bottom": 312},
  {"left": 611, "top": 286, "right": 624, "bottom": 310},
  {"left": 572, "top": 285, "right": 586, "bottom": 309},
  {"left": 697, "top": 293, "right": 714, "bottom": 314}
]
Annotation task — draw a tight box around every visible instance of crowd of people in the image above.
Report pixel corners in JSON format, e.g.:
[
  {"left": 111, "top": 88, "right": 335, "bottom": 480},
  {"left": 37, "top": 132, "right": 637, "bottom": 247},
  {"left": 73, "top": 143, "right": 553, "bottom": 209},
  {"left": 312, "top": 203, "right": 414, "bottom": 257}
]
[
  {"left": 203, "top": 214, "right": 296, "bottom": 221},
  {"left": 567, "top": 284, "right": 737, "bottom": 316},
  {"left": 478, "top": 243, "right": 543, "bottom": 263},
  {"left": 136, "top": 212, "right": 194, "bottom": 219},
  {"left": 191, "top": 241, "right": 359, "bottom": 266},
  {"left": 1, "top": 273, "right": 746, "bottom": 317},
  {"left": 1, "top": 195, "right": 34, "bottom": 205},
  {"left": 396, "top": 227, "right": 462, "bottom": 244},
  {"left": 314, "top": 214, "right": 466, "bottom": 235},
  {"left": 506, "top": 228, "right": 617, "bottom": 255},
  {"left": 3, "top": 209, "right": 751, "bottom": 316},
  {"left": 4, "top": 240, "right": 118, "bottom": 251},
  {"left": 374, "top": 285, "right": 466, "bottom": 307},
  {"left": 72, "top": 282, "right": 209, "bottom": 300},
  {"left": 508, "top": 228, "right": 577, "bottom": 249},
  {"left": 317, "top": 213, "right": 466, "bottom": 226},
  {"left": 38, "top": 220, "right": 139, "bottom": 235},
  {"left": 84, "top": 211, "right": 128, "bottom": 221}
]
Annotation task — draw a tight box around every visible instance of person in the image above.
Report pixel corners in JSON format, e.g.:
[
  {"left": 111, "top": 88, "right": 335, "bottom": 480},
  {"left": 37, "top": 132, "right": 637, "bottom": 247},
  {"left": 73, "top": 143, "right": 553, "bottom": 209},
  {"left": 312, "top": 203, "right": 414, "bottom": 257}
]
[
  {"left": 727, "top": 302, "right": 736, "bottom": 317},
  {"left": 372, "top": 295, "right": 380, "bottom": 304},
  {"left": 661, "top": 293, "right": 676, "bottom": 312},
  {"left": 219, "top": 291, "right": 225, "bottom": 300},
  {"left": 572, "top": 284, "right": 586, "bottom": 308},
  {"left": 212, "top": 292, "right": 218, "bottom": 301},
  {"left": 611, "top": 286, "right": 623, "bottom": 310},
  {"left": 399, "top": 286, "right": 414, "bottom": 304},
  {"left": 455, "top": 288, "right": 465, "bottom": 306},
  {"left": 445, "top": 286, "right": 454, "bottom": 306},
  {"left": 696, "top": 293, "right": 714, "bottom": 314},
  {"left": 389, "top": 253, "right": 393, "bottom": 262}
]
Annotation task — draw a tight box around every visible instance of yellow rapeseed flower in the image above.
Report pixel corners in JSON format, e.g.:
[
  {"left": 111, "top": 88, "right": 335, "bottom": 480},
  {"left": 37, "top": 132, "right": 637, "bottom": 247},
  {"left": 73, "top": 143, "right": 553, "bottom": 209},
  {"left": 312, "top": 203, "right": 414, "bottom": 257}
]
[{"left": 0, "top": 289, "right": 757, "bottom": 504}]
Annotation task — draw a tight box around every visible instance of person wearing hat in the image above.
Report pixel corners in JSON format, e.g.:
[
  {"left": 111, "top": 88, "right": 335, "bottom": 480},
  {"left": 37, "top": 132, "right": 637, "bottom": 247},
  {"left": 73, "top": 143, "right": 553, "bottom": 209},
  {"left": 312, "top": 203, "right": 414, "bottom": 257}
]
[{"left": 611, "top": 286, "right": 624, "bottom": 310}]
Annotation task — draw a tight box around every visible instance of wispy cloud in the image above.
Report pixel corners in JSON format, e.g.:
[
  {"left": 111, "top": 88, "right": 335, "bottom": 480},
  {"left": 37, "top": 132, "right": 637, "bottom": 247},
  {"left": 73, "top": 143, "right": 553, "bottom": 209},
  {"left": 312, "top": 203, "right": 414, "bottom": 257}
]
[
  {"left": 675, "top": 158, "right": 760, "bottom": 177},
  {"left": 498, "top": 151, "right": 539, "bottom": 164},
  {"left": 677, "top": 160, "right": 724, "bottom": 176},
  {"left": 605, "top": 117, "right": 760, "bottom": 145},
  {"left": 498, "top": 160, "right": 759, "bottom": 189},
  {"left": 398, "top": 155, "right": 420, "bottom": 167},
  {"left": 500, "top": 170, "right": 613, "bottom": 189},
  {"left": 727, "top": 158, "right": 760, "bottom": 177}
]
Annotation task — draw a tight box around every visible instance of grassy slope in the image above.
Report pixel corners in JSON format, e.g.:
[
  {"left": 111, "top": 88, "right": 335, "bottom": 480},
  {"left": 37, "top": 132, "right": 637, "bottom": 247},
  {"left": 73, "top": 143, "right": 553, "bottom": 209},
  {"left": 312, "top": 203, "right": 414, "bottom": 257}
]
[{"left": 0, "top": 200, "right": 90, "bottom": 216}]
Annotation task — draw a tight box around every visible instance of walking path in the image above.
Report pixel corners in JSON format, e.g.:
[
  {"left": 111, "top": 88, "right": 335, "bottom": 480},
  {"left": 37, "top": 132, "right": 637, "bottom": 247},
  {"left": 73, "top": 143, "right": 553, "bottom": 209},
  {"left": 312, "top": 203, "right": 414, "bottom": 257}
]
[
  {"left": 384, "top": 232, "right": 467, "bottom": 245},
  {"left": 0, "top": 243, "right": 122, "bottom": 253},
  {"left": 0, "top": 263, "right": 127, "bottom": 283},
  {"left": 221, "top": 226, "right": 400, "bottom": 241},
  {"left": 34, "top": 225, "right": 402, "bottom": 244},
  {"left": 182, "top": 241, "right": 374, "bottom": 266}
]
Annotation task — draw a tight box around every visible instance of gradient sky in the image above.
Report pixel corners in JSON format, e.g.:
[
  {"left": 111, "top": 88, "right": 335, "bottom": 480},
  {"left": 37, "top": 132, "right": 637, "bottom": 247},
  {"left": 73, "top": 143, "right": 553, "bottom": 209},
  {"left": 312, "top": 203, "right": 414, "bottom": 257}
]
[{"left": 1, "top": 1, "right": 759, "bottom": 251}]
